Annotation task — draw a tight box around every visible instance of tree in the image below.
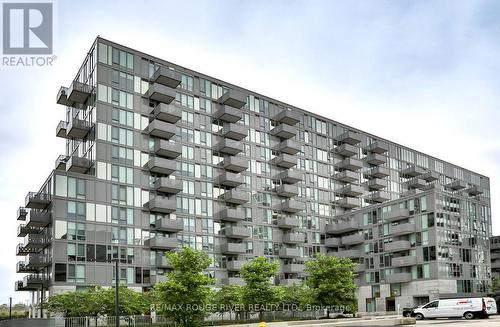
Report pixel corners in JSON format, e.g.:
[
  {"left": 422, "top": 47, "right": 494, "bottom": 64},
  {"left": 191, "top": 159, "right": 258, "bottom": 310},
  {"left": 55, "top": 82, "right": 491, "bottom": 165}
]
[
  {"left": 213, "top": 285, "right": 244, "bottom": 320},
  {"left": 42, "top": 285, "right": 150, "bottom": 318},
  {"left": 305, "top": 254, "right": 357, "bottom": 317},
  {"left": 491, "top": 277, "right": 500, "bottom": 293},
  {"left": 153, "top": 247, "right": 214, "bottom": 327},
  {"left": 240, "top": 257, "right": 280, "bottom": 321},
  {"left": 280, "top": 283, "right": 311, "bottom": 313}
]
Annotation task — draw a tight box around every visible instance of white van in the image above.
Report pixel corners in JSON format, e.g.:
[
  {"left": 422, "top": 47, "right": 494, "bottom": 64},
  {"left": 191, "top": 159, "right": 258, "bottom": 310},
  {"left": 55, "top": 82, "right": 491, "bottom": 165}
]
[{"left": 412, "top": 297, "right": 497, "bottom": 320}]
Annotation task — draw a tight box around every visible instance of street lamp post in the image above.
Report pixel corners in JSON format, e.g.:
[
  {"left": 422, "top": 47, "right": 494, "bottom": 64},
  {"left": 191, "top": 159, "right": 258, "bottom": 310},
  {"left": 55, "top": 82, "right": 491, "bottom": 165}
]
[
  {"left": 9, "top": 297, "right": 12, "bottom": 320},
  {"left": 115, "top": 259, "right": 119, "bottom": 327}
]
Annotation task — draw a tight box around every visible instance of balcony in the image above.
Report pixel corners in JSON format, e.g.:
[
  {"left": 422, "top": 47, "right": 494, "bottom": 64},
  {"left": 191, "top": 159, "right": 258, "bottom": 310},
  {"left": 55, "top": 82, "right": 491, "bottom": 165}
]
[
  {"left": 24, "top": 234, "right": 49, "bottom": 249},
  {"left": 276, "top": 217, "right": 300, "bottom": 229},
  {"left": 221, "top": 277, "right": 245, "bottom": 286},
  {"left": 25, "top": 254, "right": 51, "bottom": 268},
  {"left": 151, "top": 275, "right": 167, "bottom": 284},
  {"left": 364, "top": 141, "right": 388, "bottom": 154},
  {"left": 386, "top": 272, "right": 412, "bottom": 283},
  {"left": 55, "top": 155, "right": 69, "bottom": 170},
  {"left": 218, "top": 89, "right": 247, "bottom": 109},
  {"left": 17, "top": 261, "right": 36, "bottom": 273},
  {"left": 214, "top": 105, "right": 242, "bottom": 123},
  {"left": 56, "top": 86, "right": 72, "bottom": 106},
  {"left": 276, "top": 184, "right": 299, "bottom": 198},
  {"left": 278, "top": 170, "right": 302, "bottom": 184},
  {"left": 145, "top": 120, "right": 176, "bottom": 140},
  {"left": 25, "top": 211, "right": 51, "bottom": 228},
  {"left": 23, "top": 274, "right": 48, "bottom": 290},
  {"left": 385, "top": 240, "right": 411, "bottom": 252},
  {"left": 155, "top": 218, "right": 183, "bottom": 233},
  {"left": 276, "top": 139, "right": 301, "bottom": 155},
  {"left": 224, "top": 226, "right": 251, "bottom": 239},
  {"left": 279, "top": 200, "right": 305, "bottom": 213},
  {"left": 335, "top": 197, "right": 360, "bottom": 209},
  {"left": 25, "top": 192, "right": 51, "bottom": 209},
  {"left": 156, "top": 256, "right": 172, "bottom": 268},
  {"left": 151, "top": 103, "right": 182, "bottom": 124},
  {"left": 273, "top": 153, "right": 296, "bottom": 168},
  {"left": 421, "top": 171, "right": 439, "bottom": 182},
  {"left": 145, "top": 236, "right": 178, "bottom": 250},
  {"left": 366, "top": 191, "right": 391, "bottom": 203},
  {"left": 446, "top": 180, "right": 466, "bottom": 190},
  {"left": 274, "top": 109, "right": 301, "bottom": 126},
  {"left": 66, "top": 155, "right": 93, "bottom": 173},
  {"left": 280, "top": 278, "right": 302, "bottom": 286},
  {"left": 144, "top": 196, "right": 176, "bottom": 214},
  {"left": 271, "top": 123, "right": 297, "bottom": 139},
  {"left": 466, "top": 185, "right": 483, "bottom": 196},
  {"left": 221, "top": 123, "right": 248, "bottom": 141},
  {"left": 282, "top": 263, "right": 305, "bottom": 274},
  {"left": 366, "top": 153, "right": 386, "bottom": 166},
  {"left": 392, "top": 223, "right": 416, "bottom": 236},
  {"left": 391, "top": 256, "right": 417, "bottom": 267},
  {"left": 336, "top": 184, "right": 364, "bottom": 197},
  {"left": 154, "top": 178, "right": 183, "bottom": 194},
  {"left": 214, "top": 138, "right": 243, "bottom": 155},
  {"left": 407, "top": 178, "right": 427, "bottom": 190},
  {"left": 328, "top": 249, "right": 362, "bottom": 259},
  {"left": 67, "top": 81, "right": 91, "bottom": 105},
  {"left": 279, "top": 247, "right": 300, "bottom": 258},
  {"left": 400, "top": 165, "right": 426, "bottom": 178},
  {"left": 219, "top": 190, "right": 248, "bottom": 205},
  {"left": 145, "top": 157, "right": 176, "bottom": 176},
  {"left": 366, "top": 166, "right": 390, "bottom": 178},
  {"left": 366, "top": 178, "right": 387, "bottom": 190},
  {"left": 218, "top": 208, "right": 245, "bottom": 222},
  {"left": 338, "top": 158, "right": 363, "bottom": 171},
  {"left": 17, "top": 207, "right": 27, "bottom": 220},
  {"left": 154, "top": 140, "right": 182, "bottom": 158},
  {"left": 16, "top": 244, "right": 30, "bottom": 256},
  {"left": 221, "top": 156, "right": 247, "bottom": 173},
  {"left": 341, "top": 234, "right": 364, "bottom": 245},
  {"left": 282, "top": 232, "right": 305, "bottom": 244},
  {"left": 215, "top": 171, "right": 244, "bottom": 188},
  {"left": 335, "top": 144, "right": 358, "bottom": 157},
  {"left": 333, "top": 170, "right": 358, "bottom": 183},
  {"left": 227, "top": 260, "right": 245, "bottom": 271},
  {"left": 325, "top": 237, "right": 341, "bottom": 247},
  {"left": 56, "top": 120, "right": 68, "bottom": 138},
  {"left": 152, "top": 67, "right": 182, "bottom": 88},
  {"left": 325, "top": 220, "right": 360, "bottom": 235},
  {"left": 334, "top": 131, "right": 362, "bottom": 145},
  {"left": 221, "top": 242, "right": 246, "bottom": 254},
  {"left": 384, "top": 208, "right": 410, "bottom": 222},
  {"left": 67, "top": 118, "right": 92, "bottom": 139},
  {"left": 17, "top": 224, "right": 39, "bottom": 237},
  {"left": 145, "top": 83, "right": 176, "bottom": 104}
]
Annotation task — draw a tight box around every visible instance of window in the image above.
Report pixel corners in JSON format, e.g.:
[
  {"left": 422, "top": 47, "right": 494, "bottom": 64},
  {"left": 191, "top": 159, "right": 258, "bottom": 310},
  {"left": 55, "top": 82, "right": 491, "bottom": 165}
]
[
  {"left": 98, "top": 43, "right": 133, "bottom": 69},
  {"left": 67, "top": 201, "right": 86, "bottom": 219},
  {"left": 111, "top": 164, "right": 133, "bottom": 184},
  {"left": 112, "top": 108, "right": 134, "bottom": 127},
  {"left": 422, "top": 301, "right": 438, "bottom": 309},
  {"left": 68, "top": 264, "right": 85, "bottom": 283},
  {"left": 111, "top": 145, "right": 134, "bottom": 165},
  {"left": 68, "top": 243, "right": 85, "bottom": 261},
  {"left": 98, "top": 84, "right": 133, "bottom": 109},
  {"left": 180, "top": 75, "right": 193, "bottom": 91},
  {"left": 111, "top": 185, "right": 133, "bottom": 206},
  {"left": 111, "top": 207, "right": 134, "bottom": 225},
  {"left": 67, "top": 222, "right": 85, "bottom": 241},
  {"left": 55, "top": 220, "right": 67, "bottom": 239},
  {"left": 390, "top": 283, "right": 401, "bottom": 296},
  {"left": 55, "top": 263, "right": 66, "bottom": 281},
  {"left": 111, "top": 126, "right": 133, "bottom": 146},
  {"left": 68, "top": 177, "right": 85, "bottom": 199}
]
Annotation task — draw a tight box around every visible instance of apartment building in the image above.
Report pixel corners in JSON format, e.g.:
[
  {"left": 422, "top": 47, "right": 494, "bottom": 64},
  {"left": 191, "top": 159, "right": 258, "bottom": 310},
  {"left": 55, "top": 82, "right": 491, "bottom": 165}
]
[{"left": 15, "top": 37, "right": 492, "bottom": 316}]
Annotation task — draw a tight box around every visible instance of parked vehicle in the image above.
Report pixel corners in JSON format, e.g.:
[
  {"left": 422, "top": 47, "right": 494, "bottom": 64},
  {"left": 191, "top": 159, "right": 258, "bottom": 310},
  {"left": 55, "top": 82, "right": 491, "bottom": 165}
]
[{"left": 412, "top": 297, "right": 497, "bottom": 320}]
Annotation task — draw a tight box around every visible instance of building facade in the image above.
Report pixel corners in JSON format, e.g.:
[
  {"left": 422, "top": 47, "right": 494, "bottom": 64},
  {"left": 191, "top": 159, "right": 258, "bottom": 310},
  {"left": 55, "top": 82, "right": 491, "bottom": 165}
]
[
  {"left": 491, "top": 236, "right": 500, "bottom": 279},
  {"left": 15, "top": 37, "right": 492, "bottom": 316}
]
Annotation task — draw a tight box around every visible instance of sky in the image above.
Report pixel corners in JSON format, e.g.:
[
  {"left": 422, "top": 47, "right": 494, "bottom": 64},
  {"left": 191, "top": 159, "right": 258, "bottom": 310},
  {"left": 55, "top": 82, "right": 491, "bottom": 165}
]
[{"left": 1, "top": 0, "right": 500, "bottom": 303}]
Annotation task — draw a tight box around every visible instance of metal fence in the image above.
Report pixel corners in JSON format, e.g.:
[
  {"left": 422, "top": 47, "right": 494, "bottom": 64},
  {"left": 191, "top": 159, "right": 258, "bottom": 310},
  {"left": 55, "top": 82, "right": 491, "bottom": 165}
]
[{"left": 0, "top": 311, "right": 326, "bottom": 327}]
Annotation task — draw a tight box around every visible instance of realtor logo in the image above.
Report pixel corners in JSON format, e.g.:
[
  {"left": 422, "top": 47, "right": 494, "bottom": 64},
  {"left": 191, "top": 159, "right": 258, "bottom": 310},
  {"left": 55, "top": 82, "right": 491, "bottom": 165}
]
[{"left": 2, "top": 2, "right": 53, "bottom": 54}]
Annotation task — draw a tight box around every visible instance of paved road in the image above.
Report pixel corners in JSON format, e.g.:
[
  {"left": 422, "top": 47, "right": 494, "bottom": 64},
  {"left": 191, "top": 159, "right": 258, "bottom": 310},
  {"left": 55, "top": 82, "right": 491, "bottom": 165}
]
[{"left": 409, "top": 314, "right": 500, "bottom": 326}]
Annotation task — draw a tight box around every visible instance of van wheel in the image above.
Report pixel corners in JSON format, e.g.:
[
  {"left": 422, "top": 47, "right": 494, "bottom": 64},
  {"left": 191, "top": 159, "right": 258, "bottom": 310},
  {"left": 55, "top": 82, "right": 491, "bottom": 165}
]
[
  {"left": 415, "top": 313, "right": 424, "bottom": 320},
  {"left": 464, "top": 312, "right": 475, "bottom": 320}
]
